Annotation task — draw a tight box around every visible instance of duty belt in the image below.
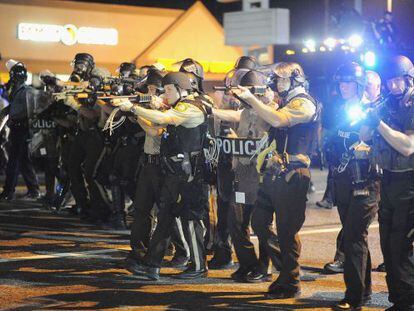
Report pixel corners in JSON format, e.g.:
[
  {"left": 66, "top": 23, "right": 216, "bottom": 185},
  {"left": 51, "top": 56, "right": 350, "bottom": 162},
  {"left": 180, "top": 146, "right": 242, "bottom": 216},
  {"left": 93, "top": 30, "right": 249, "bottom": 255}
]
[
  {"left": 286, "top": 161, "right": 308, "bottom": 171},
  {"left": 144, "top": 153, "right": 161, "bottom": 165}
]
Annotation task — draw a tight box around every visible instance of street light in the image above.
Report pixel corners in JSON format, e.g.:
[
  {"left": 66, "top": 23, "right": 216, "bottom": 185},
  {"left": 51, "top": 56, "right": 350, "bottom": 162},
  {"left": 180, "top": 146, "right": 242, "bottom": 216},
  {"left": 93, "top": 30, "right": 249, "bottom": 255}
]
[
  {"left": 348, "top": 34, "right": 363, "bottom": 48},
  {"left": 323, "top": 37, "right": 336, "bottom": 49},
  {"left": 304, "top": 39, "right": 316, "bottom": 52}
]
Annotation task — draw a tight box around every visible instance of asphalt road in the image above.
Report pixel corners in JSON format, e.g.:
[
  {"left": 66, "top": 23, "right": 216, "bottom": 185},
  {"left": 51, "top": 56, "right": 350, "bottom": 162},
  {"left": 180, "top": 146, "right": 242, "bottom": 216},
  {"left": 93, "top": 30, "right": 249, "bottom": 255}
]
[{"left": 0, "top": 169, "right": 391, "bottom": 310}]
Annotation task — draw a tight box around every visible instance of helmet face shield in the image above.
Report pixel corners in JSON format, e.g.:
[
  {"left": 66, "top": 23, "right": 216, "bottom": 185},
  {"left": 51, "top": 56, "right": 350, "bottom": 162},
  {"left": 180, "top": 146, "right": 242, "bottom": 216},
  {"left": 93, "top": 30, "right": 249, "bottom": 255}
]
[
  {"left": 224, "top": 69, "right": 249, "bottom": 88},
  {"left": 175, "top": 58, "right": 204, "bottom": 79},
  {"left": 10, "top": 63, "right": 27, "bottom": 83},
  {"left": 72, "top": 62, "right": 88, "bottom": 74}
]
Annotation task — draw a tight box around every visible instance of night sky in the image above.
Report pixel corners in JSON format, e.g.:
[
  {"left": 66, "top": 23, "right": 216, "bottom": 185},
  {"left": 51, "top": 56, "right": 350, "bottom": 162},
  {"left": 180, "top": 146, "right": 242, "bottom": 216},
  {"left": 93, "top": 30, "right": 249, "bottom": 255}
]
[{"left": 72, "top": 0, "right": 414, "bottom": 48}]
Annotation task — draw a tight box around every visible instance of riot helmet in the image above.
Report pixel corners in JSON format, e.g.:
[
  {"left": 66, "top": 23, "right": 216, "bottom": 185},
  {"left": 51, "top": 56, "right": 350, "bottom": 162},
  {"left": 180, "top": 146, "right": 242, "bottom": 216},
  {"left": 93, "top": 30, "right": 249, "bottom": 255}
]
[
  {"left": 334, "top": 62, "right": 366, "bottom": 99},
  {"left": 162, "top": 72, "right": 192, "bottom": 104},
  {"left": 162, "top": 72, "right": 192, "bottom": 91},
  {"left": 70, "top": 53, "right": 95, "bottom": 82},
  {"left": 117, "top": 62, "right": 136, "bottom": 78},
  {"left": 6, "top": 59, "right": 27, "bottom": 84},
  {"left": 145, "top": 69, "right": 164, "bottom": 95},
  {"left": 235, "top": 56, "right": 257, "bottom": 70},
  {"left": 272, "top": 62, "right": 306, "bottom": 98},
  {"left": 240, "top": 70, "right": 266, "bottom": 87},
  {"left": 177, "top": 58, "right": 204, "bottom": 79},
  {"left": 240, "top": 70, "right": 273, "bottom": 105},
  {"left": 382, "top": 55, "right": 414, "bottom": 97},
  {"left": 177, "top": 58, "right": 204, "bottom": 93}
]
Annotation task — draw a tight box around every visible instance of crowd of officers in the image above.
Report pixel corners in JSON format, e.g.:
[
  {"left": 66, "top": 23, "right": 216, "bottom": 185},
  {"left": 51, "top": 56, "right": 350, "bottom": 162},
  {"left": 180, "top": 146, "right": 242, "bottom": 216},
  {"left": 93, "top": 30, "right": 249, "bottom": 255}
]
[{"left": 0, "top": 52, "right": 413, "bottom": 311}]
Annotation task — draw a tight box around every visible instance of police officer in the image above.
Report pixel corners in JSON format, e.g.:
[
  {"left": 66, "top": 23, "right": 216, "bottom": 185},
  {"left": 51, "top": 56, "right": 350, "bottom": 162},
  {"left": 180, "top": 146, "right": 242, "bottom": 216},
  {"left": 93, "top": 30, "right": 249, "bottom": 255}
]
[
  {"left": 98, "top": 62, "right": 145, "bottom": 229},
  {"left": 232, "top": 62, "right": 319, "bottom": 298},
  {"left": 125, "top": 69, "right": 167, "bottom": 259},
  {"left": 212, "top": 70, "right": 281, "bottom": 283},
  {"left": 0, "top": 60, "right": 40, "bottom": 200},
  {"left": 323, "top": 65, "right": 381, "bottom": 286},
  {"left": 64, "top": 53, "right": 110, "bottom": 221},
  {"left": 30, "top": 78, "right": 61, "bottom": 206},
  {"left": 362, "top": 70, "right": 387, "bottom": 273},
  {"left": 323, "top": 63, "right": 379, "bottom": 310},
  {"left": 208, "top": 57, "right": 257, "bottom": 269},
  {"left": 361, "top": 55, "right": 414, "bottom": 311},
  {"left": 118, "top": 72, "right": 209, "bottom": 280}
]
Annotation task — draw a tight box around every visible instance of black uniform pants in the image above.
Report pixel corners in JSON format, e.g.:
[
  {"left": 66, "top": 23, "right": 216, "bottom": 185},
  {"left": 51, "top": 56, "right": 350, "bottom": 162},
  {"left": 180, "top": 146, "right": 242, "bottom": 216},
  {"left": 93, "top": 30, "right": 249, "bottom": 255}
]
[
  {"left": 228, "top": 203, "right": 258, "bottom": 269},
  {"left": 251, "top": 204, "right": 283, "bottom": 271},
  {"left": 108, "top": 142, "right": 142, "bottom": 218},
  {"left": 333, "top": 171, "right": 378, "bottom": 306},
  {"left": 130, "top": 162, "right": 162, "bottom": 256},
  {"left": 41, "top": 156, "right": 59, "bottom": 199},
  {"left": 379, "top": 171, "right": 414, "bottom": 307},
  {"left": 68, "top": 130, "right": 109, "bottom": 219},
  {"left": 4, "top": 125, "right": 39, "bottom": 194},
  {"left": 144, "top": 173, "right": 208, "bottom": 270},
  {"left": 256, "top": 168, "right": 310, "bottom": 291},
  {"left": 55, "top": 134, "right": 75, "bottom": 207},
  {"left": 213, "top": 156, "right": 234, "bottom": 263}
]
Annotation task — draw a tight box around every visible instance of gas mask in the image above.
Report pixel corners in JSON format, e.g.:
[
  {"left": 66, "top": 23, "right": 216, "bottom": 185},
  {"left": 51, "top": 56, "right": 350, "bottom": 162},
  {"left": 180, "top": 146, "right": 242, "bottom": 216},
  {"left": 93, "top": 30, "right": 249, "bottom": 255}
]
[
  {"left": 9, "top": 63, "right": 27, "bottom": 85},
  {"left": 69, "top": 53, "right": 94, "bottom": 82},
  {"left": 70, "top": 62, "right": 89, "bottom": 82}
]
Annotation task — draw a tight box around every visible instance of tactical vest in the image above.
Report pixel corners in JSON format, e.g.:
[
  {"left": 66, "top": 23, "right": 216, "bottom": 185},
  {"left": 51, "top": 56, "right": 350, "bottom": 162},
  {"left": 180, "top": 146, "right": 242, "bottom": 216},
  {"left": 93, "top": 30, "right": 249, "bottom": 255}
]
[
  {"left": 327, "top": 104, "right": 361, "bottom": 167},
  {"left": 371, "top": 96, "right": 414, "bottom": 171},
  {"left": 269, "top": 93, "right": 320, "bottom": 158},
  {"left": 160, "top": 99, "right": 207, "bottom": 158}
]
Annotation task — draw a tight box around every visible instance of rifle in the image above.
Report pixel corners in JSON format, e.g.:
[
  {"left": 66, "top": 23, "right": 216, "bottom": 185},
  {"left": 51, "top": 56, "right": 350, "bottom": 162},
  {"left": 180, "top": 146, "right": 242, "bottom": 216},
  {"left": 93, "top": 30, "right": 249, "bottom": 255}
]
[
  {"left": 98, "top": 93, "right": 153, "bottom": 109},
  {"left": 213, "top": 85, "right": 267, "bottom": 95},
  {"left": 52, "top": 89, "right": 105, "bottom": 101},
  {"left": 349, "top": 94, "right": 390, "bottom": 126}
]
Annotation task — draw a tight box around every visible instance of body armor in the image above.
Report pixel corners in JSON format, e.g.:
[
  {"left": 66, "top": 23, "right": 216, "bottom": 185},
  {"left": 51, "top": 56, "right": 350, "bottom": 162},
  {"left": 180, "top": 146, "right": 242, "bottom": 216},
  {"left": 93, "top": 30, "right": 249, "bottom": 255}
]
[
  {"left": 371, "top": 93, "right": 414, "bottom": 171},
  {"left": 160, "top": 99, "right": 207, "bottom": 176},
  {"left": 270, "top": 93, "right": 320, "bottom": 161},
  {"left": 326, "top": 103, "right": 361, "bottom": 167}
]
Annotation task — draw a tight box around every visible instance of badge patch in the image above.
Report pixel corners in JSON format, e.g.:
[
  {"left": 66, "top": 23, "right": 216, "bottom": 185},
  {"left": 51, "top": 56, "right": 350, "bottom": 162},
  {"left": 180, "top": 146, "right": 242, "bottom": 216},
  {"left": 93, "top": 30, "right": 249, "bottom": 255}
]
[{"left": 174, "top": 102, "right": 188, "bottom": 113}]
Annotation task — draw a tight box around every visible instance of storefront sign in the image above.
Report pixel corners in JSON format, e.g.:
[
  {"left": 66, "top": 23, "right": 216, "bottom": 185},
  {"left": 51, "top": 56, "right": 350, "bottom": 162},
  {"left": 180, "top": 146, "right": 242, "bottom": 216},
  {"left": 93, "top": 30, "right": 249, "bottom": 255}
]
[{"left": 17, "top": 23, "right": 118, "bottom": 46}]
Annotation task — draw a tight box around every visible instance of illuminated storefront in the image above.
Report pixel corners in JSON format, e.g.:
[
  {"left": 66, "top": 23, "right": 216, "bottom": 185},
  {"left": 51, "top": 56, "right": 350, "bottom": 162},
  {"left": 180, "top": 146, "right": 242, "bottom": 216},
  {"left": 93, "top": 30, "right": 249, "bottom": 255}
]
[{"left": 0, "top": 0, "right": 242, "bottom": 83}]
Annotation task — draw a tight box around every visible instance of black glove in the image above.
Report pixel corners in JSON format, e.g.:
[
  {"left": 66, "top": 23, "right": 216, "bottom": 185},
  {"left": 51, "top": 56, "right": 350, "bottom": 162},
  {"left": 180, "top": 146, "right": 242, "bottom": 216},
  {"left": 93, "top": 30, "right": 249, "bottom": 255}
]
[{"left": 364, "top": 108, "right": 381, "bottom": 129}]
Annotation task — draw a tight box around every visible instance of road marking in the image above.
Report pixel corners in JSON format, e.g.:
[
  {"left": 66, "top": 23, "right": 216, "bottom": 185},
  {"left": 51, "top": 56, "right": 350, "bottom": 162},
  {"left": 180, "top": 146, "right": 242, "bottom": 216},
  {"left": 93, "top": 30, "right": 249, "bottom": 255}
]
[
  {"left": 0, "top": 222, "right": 129, "bottom": 235},
  {"left": 0, "top": 208, "right": 41, "bottom": 213},
  {"left": 0, "top": 247, "right": 130, "bottom": 263},
  {"left": 9, "top": 232, "right": 130, "bottom": 244},
  {"left": 299, "top": 223, "right": 379, "bottom": 235}
]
